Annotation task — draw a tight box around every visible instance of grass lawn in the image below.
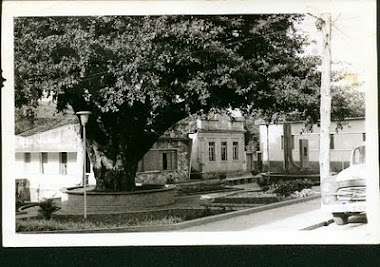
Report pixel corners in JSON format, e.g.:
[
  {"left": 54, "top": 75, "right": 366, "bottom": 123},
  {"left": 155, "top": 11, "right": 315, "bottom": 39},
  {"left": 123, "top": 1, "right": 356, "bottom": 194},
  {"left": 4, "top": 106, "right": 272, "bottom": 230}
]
[
  {"left": 16, "top": 208, "right": 228, "bottom": 232},
  {"left": 16, "top": 215, "right": 182, "bottom": 232}
]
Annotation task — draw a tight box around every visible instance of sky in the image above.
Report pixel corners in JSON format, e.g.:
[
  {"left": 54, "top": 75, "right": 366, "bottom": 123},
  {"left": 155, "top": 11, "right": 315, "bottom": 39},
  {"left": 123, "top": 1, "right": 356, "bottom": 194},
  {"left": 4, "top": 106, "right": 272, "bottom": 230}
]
[{"left": 299, "top": 8, "right": 374, "bottom": 83}]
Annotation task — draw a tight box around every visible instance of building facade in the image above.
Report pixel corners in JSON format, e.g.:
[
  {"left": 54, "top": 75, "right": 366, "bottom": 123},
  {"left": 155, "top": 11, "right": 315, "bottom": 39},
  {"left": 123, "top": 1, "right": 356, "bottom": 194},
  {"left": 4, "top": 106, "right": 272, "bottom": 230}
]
[
  {"left": 15, "top": 123, "right": 96, "bottom": 202},
  {"left": 259, "top": 118, "right": 366, "bottom": 173},
  {"left": 189, "top": 114, "right": 247, "bottom": 179},
  {"left": 136, "top": 136, "right": 192, "bottom": 185}
]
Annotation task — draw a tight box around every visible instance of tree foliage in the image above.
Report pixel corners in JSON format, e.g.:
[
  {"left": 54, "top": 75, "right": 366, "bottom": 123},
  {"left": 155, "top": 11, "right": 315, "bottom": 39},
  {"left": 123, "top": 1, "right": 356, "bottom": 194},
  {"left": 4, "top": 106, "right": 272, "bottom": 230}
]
[
  {"left": 331, "top": 72, "right": 365, "bottom": 120},
  {"left": 15, "top": 15, "right": 322, "bottom": 191}
]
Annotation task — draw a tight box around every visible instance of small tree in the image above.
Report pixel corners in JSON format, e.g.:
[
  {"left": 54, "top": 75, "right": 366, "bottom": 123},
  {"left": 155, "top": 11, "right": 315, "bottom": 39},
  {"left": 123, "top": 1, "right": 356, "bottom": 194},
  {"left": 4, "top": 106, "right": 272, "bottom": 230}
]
[{"left": 38, "top": 198, "right": 61, "bottom": 220}]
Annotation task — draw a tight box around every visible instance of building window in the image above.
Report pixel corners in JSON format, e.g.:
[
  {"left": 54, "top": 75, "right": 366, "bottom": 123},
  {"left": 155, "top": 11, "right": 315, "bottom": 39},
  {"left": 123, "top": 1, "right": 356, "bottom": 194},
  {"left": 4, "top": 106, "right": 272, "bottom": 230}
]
[
  {"left": 233, "top": 142, "right": 239, "bottom": 160},
  {"left": 24, "top": 153, "right": 31, "bottom": 173},
  {"left": 281, "top": 135, "right": 284, "bottom": 150},
  {"left": 330, "top": 134, "right": 334, "bottom": 150},
  {"left": 163, "top": 153, "right": 168, "bottom": 170},
  {"left": 25, "top": 153, "right": 31, "bottom": 163},
  {"left": 60, "top": 152, "right": 68, "bottom": 175},
  {"left": 291, "top": 135, "right": 295, "bottom": 149},
  {"left": 221, "top": 142, "right": 227, "bottom": 161},
  {"left": 162, "top": 151, "right": 177, "bottom": 170},
  {"left": 208, "top": 142, "right": 215, "bottom": 161},
  {"left": 41, "top": 152, "right": 48, "bottom": 174},
  {"left": 362, "top": 133, "right": 366, "bottom": 142}
]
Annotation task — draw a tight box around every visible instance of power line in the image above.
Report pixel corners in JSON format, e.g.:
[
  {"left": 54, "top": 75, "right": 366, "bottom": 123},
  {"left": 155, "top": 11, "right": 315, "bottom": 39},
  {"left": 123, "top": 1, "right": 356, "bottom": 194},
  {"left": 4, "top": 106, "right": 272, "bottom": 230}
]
[
  {"left": 332, "top": 13, "right": 342, "bottom": 24},
  {"left": 334, "top": 16, "right": 361, "bottom": 22},
  {"left": 331, "top": 24, "right": 353, "bottom": 50}
]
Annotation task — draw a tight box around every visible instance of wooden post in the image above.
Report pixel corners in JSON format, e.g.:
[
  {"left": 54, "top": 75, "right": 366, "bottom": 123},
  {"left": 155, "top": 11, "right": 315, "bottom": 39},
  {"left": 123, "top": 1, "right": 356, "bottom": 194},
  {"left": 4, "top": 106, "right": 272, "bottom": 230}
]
[
  {"left": 319, "top": 14, "right": 332, "bottom": 181},
  {"left": 283, "top": 123, "right": 291, "bottom": 172},
  {"left": 266, "top": 124, "right": 270, "bottom": 180}
]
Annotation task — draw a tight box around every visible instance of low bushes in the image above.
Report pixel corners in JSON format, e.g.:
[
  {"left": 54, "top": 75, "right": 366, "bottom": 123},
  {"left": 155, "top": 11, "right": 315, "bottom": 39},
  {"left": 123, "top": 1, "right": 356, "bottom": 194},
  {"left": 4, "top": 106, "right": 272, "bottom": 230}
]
[{"left": 260, "top": 179, "right": 314, "bottom": 198}]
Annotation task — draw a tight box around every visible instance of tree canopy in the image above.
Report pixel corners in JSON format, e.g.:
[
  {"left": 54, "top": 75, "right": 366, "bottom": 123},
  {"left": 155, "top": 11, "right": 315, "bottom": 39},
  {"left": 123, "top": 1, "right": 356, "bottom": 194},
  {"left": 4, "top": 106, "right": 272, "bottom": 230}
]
[{"left": 15, "top": 15, "right": 323, "bottom": 191}]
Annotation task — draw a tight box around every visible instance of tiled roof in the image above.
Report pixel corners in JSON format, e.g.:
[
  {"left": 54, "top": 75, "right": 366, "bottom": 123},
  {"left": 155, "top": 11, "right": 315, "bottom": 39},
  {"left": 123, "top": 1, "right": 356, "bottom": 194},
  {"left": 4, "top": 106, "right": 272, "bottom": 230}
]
[
  {"left": 16, "top": 99, "right": 79, "bottom": 137},
  {"left": 18, "top": 116, "right": 79, "bottom": 137}
]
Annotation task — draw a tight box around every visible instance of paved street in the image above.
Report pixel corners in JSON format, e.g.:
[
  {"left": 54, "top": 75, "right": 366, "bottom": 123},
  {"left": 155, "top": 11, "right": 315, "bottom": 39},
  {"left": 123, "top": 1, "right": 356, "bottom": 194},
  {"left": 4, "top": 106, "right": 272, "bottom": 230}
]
[
  {"left": 178, "top": 197, "right": 334, "bottom": 232},
  {"left": 177, "top": 194, "right": 373, "bottom": 233}
]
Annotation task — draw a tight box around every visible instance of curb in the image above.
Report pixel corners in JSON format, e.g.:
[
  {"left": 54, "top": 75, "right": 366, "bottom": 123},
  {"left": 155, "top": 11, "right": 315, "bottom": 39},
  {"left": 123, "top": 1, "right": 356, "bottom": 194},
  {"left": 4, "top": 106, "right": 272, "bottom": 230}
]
[
  {"left": 19, "top": 194, "right": 321, "bottom": 234},
  {"left": 175, "top": 186, "right": 242, "bottom": 196},
  {"left": 301, "top": 219, "right": 335, "bottom": 230}
]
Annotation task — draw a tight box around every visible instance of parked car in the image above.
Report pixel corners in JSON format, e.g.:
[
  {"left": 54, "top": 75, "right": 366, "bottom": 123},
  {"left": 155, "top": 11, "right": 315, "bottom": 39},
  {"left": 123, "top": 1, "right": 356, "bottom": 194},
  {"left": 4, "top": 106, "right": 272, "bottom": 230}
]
[{"left": 321, "top": 144, "right": 366, "bottom": 225}]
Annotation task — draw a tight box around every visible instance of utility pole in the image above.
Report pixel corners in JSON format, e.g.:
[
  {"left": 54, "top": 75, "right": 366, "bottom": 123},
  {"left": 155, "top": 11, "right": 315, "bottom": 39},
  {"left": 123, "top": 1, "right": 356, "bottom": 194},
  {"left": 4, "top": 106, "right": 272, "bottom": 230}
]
[{"left": 318, "top": 14, "right": 332, "bottom": 181}]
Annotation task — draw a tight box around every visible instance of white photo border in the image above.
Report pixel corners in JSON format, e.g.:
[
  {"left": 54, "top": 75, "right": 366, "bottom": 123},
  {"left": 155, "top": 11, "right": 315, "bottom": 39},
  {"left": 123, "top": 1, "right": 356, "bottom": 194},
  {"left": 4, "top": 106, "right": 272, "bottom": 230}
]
[{"left": 2, "top": 0, "right": 379, "bottom": 247}]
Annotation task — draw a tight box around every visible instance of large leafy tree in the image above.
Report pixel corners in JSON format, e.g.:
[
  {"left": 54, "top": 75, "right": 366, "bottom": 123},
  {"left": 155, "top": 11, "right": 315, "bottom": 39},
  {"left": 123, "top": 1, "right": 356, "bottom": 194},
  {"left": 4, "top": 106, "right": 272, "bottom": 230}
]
[{"left": 15, "top": 15, "right": 321, "bottom": 191}]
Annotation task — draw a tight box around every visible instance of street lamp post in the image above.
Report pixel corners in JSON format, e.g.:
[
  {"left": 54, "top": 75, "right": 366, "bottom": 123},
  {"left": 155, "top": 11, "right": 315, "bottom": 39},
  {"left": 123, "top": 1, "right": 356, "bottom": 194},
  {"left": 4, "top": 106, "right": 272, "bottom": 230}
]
[{"left": 76, "top": 111, "right": 91, "bottom": 219}]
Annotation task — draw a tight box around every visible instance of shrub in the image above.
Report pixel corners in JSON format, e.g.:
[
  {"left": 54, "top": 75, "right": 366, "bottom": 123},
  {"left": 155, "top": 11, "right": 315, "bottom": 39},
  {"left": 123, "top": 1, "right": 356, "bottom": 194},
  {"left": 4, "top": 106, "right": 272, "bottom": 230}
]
[
  {"left": 38, "top": 198, "right": 61, "bottom": 220},
  {"left": 257, "top": 175, "right": 270, "bottom": 189},
  {"left": 291, "top": 188, "right": 317, "bottom": 198},
  {"left": 251, "top": 170, "right": 260, "bottom": 176},
  {"left": 166, "top": 174, "right": 174, "bottom": 184},
  {"left": 264, "top": 179, "right": 314, "bottom": 198},
  {"left": 219, "top": 173, "right": 227, "bottom": 180},
  {"left": 16, "top": 189, "right": 25, "bottom": 211},
  {"left": 16, "top": 199, "right": 24, "bottom": 211}
]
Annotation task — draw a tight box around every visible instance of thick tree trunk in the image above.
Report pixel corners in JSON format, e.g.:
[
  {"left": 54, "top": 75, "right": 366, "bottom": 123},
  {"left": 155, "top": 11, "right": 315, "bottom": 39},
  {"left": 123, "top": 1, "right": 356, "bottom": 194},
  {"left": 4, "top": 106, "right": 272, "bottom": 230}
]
[
  {"left": 81, "top": 100, "right": 188, "bottom": 192},
  {"left": 87, "top": 141, "right": 139, "bottom": 192},
  {"left": 283, "top": 123, "right": 300, "bottom": 172},
  {"left": 92, "top": 162, "right": 137, "bottom": 192}
]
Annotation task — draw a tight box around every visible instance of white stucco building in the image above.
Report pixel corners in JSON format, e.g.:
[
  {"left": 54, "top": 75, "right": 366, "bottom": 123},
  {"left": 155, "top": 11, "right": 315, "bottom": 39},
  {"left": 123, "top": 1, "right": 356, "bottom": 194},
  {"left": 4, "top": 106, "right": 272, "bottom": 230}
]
[
  {"left": 15, "top": 123, "right": 96, "bottom": 202},
  {"left": 259, "top": 117, "right": 366, "bottom": 173},
  {"left": 189, "top": 114, "right": 248, "bottom": 178}
]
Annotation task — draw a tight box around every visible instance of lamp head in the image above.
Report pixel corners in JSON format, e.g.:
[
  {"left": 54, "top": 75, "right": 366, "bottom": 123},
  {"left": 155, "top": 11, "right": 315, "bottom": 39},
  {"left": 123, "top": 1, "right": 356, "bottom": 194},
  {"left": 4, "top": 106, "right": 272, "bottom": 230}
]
[{"left": 76, "top": 111, "right": 92, "bottom": 126}]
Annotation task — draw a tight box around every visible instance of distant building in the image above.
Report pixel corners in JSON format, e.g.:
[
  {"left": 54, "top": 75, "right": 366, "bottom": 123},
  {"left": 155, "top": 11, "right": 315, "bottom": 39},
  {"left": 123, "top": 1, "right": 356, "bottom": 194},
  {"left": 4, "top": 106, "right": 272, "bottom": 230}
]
[
  {"left": 189, "top": 114, "right": 248, "bottom": 179},
  {"left": 137, "top": 113, "right": 251, "bottom": 182},
  {"left": 136, "top": 118, "right": 193, "bottom": 184},
  {"left": 259, "top": 117, "right": 366, "bottom": 173},
  {"left": 15, "top": 122, "right": 96, "bottom": 202}
]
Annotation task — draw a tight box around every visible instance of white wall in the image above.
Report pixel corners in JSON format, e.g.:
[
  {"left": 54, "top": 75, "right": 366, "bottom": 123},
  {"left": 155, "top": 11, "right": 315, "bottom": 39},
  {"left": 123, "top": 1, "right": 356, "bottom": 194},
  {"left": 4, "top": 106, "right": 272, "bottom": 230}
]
[
  {"left": 15, "top": 124, "right": 82, "bottom": 152},
  {"left": 259, "top": 119, "right": 365, "bottom": 163},
  {"left": 15, "top": 124, "right": 96, "bottom": 202},
  {"left": 191, "top": 132, "right": 246, "bottom": 173}
]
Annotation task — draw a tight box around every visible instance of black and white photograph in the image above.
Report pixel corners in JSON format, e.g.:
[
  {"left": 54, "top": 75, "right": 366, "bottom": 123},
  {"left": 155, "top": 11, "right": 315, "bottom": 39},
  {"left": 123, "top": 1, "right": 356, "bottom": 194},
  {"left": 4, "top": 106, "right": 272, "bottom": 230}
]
[{"left": 2, "top": 0, "right": 379, "bottom": 246}]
